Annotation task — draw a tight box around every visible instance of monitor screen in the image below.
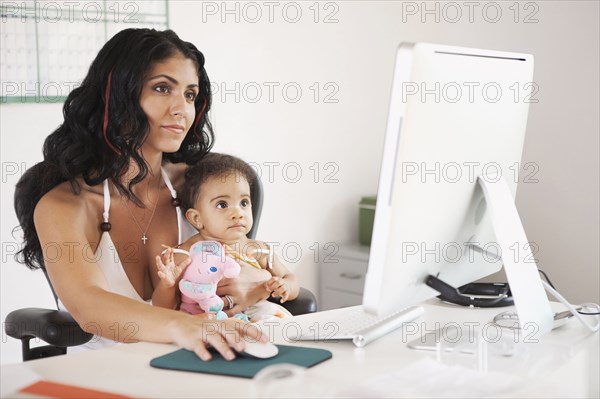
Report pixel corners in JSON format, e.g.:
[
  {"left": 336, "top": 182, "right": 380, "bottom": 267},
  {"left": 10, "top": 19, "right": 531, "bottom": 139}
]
[{"left": 363, "top": 43, "right": 535, "bottom": 317}]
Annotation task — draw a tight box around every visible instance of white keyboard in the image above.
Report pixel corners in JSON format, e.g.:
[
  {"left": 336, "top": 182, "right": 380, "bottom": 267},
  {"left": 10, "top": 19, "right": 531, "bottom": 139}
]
[{"left": 291, "top": 305, "right": 424, "bottom": 347}]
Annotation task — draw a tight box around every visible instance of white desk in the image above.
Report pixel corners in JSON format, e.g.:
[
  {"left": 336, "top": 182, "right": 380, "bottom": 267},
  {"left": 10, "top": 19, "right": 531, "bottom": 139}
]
[{"left": 3, "top": 300, "right": 599, "bottom": 398}]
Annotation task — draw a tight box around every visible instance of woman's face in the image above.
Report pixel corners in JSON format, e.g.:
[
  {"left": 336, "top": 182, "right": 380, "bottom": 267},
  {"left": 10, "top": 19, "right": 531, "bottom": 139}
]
[{"left": 139, "top": 53, "right": 199, "bottom": 155}]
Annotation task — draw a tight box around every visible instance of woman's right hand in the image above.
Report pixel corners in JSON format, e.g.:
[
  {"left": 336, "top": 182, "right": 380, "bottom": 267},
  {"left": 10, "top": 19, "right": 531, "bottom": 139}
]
[{"left": 169, "top": 313, "right": 267, "bottom": 361}]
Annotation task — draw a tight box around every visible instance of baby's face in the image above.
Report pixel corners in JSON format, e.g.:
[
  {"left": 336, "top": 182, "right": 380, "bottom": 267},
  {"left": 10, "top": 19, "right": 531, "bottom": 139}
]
[{"left": 194, "top": 172, "right": 253, "bottom": 243}]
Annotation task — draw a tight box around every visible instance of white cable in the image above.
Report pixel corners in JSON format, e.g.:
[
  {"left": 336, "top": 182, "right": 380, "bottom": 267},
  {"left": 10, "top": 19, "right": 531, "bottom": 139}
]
[{"left": 542, "top": 281, "right": 600, "bottom": 333}]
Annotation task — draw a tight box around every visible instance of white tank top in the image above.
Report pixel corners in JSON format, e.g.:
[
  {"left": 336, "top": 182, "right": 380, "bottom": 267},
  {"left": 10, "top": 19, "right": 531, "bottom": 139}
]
[{"left": 60, "top": 168, "right": 197, "bottom": 352}]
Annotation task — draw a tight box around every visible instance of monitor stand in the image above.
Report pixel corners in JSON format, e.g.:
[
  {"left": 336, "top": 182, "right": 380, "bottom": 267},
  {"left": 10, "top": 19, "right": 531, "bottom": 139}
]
[{"left": 477, "top": 176, "right": 554, "bottom": 337}]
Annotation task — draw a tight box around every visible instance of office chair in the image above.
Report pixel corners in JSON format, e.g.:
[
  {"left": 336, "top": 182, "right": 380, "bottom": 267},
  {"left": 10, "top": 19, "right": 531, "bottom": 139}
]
[{"left": 5, "top": 173, "right": 316, "bottom": 361}]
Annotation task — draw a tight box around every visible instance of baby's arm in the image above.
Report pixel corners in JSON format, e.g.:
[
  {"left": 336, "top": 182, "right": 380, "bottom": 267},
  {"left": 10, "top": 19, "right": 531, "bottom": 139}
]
[
  {"left": 260, "top": 246, "right": 300, "bottom": 303},
  {"left": 152, "top": 246, "right": 190, "bottom": 309}
]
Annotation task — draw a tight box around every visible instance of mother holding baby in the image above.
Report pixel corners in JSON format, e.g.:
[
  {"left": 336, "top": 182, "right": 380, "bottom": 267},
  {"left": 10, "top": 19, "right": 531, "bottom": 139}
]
[{"left": 14, "top": 28, "right": 273, "bottom": 361}]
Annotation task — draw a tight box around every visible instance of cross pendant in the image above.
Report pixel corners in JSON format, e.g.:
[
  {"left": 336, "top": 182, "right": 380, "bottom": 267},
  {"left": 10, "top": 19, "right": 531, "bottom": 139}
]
[{"left": 142, "top": 233, "right": 148, "bottom": 245}]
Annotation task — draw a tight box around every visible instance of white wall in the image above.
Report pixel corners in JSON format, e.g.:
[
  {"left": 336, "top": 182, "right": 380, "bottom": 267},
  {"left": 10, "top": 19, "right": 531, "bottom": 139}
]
[
  {"left": 1, "top": 0, "right": 598, "bottom": 365},
  {"left": 1, "top": 102, "right": 65, "bottom": 364}
]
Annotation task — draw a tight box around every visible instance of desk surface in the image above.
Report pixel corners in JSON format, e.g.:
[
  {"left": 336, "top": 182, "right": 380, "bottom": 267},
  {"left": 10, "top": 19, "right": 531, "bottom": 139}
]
[{"left": 3, "top": 300, "right": 599, "bottom": 398}]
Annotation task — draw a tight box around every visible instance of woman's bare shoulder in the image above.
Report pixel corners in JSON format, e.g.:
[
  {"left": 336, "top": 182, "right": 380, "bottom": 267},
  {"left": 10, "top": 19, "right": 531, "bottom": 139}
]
[{"left": 34, "top": 179, "right": 102, "bottom": 229}]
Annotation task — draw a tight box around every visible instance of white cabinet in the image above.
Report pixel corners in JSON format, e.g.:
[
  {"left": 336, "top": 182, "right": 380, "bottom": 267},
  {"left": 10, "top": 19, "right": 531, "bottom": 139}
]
[{"left": 319, "top": 244, "right": 369, "bottom": 310}]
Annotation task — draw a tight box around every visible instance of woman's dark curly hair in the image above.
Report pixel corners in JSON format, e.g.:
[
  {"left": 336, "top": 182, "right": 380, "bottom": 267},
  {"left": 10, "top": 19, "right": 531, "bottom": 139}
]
[
  {"left": 180, "top": 153, "right": 258, "bottom": 213},
  {"left": 15, "top": 28, "right": 214, "bottom": 270}
]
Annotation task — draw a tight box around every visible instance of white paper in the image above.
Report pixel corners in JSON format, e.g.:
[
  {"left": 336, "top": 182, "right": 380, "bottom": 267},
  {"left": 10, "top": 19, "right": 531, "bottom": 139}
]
[{"left": 0, "top": 363, "right": 42, "bottom": 398}]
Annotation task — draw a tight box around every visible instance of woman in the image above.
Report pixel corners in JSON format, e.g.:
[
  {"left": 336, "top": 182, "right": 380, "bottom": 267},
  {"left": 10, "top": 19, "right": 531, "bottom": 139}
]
[{"left": 14, "top": 28, "right": 272, "bottom": 361}]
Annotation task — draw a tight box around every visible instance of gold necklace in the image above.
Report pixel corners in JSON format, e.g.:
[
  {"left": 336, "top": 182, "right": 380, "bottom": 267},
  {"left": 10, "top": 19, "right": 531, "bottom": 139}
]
[{"left": 122, "top": 177, "right": 162, "bottom": 245}]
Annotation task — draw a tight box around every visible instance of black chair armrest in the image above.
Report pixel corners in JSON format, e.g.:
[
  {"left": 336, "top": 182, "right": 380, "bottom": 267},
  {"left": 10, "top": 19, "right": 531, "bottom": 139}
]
[
  {"left": 268, "top": 287, "right": 317, "bottom": 315},
  {"left": 5, "top": 308, "right": 93, "bottom": 347}
]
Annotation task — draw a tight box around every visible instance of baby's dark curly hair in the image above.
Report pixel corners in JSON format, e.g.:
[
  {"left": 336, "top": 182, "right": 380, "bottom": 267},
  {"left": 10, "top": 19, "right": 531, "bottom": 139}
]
[{"left": 181, "top": 153, "right": 258, "bottom": 212}]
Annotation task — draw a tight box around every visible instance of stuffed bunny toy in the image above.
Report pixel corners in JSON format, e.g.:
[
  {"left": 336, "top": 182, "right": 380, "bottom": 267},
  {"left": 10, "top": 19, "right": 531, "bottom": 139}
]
[{"left": 178, "top": 241, "right": 241, "bottom": 319}]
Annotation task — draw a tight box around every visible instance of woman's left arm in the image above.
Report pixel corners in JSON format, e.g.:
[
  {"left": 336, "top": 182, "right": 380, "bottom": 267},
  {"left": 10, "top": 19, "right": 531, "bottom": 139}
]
[{"left": 217, "top": 265, "right": 271, "bottom": 316}]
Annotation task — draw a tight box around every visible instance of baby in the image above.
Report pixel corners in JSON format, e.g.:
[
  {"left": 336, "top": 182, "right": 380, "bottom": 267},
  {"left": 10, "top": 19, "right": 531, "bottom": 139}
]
[{"left": 153, "top": 153, "right": 299, "bottom": 322}]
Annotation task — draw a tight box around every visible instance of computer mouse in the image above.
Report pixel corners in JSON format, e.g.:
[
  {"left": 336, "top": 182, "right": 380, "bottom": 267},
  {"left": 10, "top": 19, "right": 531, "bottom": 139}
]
[{"left": 235, "top": 338, "right": 279, "bottom": 359}]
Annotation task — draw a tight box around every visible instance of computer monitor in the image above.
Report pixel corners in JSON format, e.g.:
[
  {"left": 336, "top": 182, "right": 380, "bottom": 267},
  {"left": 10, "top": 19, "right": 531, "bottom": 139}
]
[{"left": 363, "top": 43, "right": 554, "bottom": 335}]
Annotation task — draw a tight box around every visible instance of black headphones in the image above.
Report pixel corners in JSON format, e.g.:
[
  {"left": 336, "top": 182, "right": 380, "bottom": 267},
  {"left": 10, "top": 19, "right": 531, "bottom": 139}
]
[{"left": 426, "top": 275, "right": 514, "bottom": 308}]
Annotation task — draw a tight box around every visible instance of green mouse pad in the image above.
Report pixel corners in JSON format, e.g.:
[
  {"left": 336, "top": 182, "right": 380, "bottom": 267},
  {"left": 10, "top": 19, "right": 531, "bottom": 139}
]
[{"left": 150, "top": 345, "right": 332, "bottom": 379}]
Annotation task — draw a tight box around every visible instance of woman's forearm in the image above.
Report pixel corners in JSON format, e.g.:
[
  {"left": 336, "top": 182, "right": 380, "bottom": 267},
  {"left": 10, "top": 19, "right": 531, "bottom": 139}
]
[
  {"left": 151, "top": 283, "right": 178, "bottom": 310},
  {"left": 70, "top": 286, "right": 186, "bottom": 344},
  {"left": 67, "top": 284, "right": 268, "bottom": 362}
]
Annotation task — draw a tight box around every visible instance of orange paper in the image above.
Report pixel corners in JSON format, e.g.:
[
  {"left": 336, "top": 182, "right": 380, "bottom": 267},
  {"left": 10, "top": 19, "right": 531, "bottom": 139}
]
[{"left": 20, "top": 380, "right": 132, "bottom": 399}]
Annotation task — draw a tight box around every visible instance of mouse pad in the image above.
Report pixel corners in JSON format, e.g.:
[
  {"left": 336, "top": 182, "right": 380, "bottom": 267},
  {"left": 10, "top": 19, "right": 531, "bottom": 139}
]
[{"left": 150, "top": 345, "right": 332, "bottom": 379}]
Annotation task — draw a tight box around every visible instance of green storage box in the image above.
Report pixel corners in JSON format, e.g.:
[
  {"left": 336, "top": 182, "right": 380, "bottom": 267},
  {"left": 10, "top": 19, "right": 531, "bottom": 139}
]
[{"left": 359, "top": 196, "right": 377, "bottom": 246}]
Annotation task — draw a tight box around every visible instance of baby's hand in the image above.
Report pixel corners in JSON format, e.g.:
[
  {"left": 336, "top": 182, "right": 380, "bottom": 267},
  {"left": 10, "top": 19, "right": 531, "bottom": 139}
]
[
  {"left": 156, "top": 246, "right": 189, "bottom": 288},
  {"left": 264, "top": 276, "right": 290, "bottom": 303}
]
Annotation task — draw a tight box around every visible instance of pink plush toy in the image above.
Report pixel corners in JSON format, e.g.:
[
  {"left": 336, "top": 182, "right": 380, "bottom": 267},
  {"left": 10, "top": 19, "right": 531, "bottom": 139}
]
[{"left": 178, "top": 241, "right": 241, "bottom": 319}]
